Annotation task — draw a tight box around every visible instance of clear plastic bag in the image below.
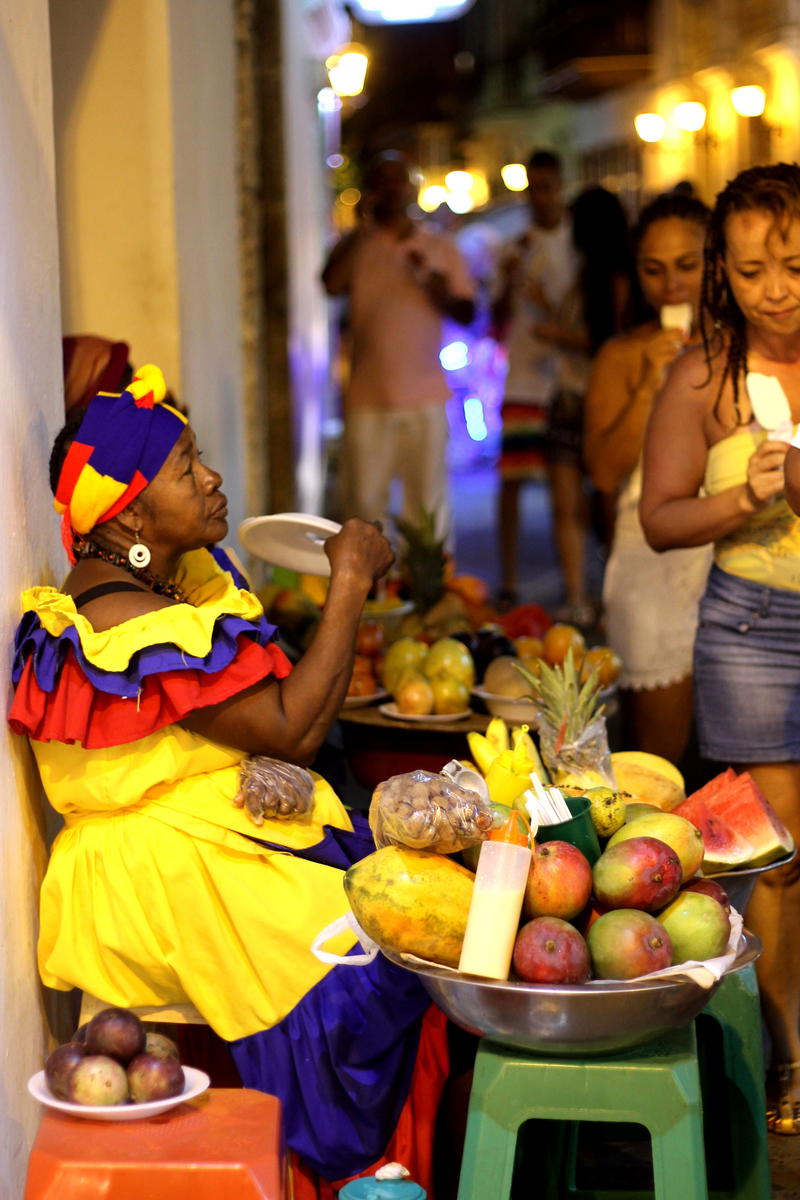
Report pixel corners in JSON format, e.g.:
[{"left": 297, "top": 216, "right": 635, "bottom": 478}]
[
  {"left": 536, "top": 714, "right": 615, "bottom": 789},
  {"left": 369, "top": 769, "right": 495, "bottom": 855},
  {"left": 233, "top": 756, "right": 315, "bottom": 826}
]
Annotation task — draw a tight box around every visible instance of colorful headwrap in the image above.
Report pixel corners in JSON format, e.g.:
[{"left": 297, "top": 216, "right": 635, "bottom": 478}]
[{"left": 54, "top": 364, "right": 188, "bottom": 559}]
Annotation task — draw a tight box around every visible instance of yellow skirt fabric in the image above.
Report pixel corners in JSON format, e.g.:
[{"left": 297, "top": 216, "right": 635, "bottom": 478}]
[{"left": 35, "top": 728, "right": 358, "bottom": 1042}]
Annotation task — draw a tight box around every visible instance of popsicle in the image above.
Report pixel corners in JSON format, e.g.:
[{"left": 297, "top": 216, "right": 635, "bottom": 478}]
[
  {"left": 746, "top": 371, "right": 793, "bottom": 440},
  {"left": 660, "top": 302, "right": 692, "bottom": 335}
]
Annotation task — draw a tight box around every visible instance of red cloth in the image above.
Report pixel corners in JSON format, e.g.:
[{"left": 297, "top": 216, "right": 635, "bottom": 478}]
[{"left": 9, "top": 638, "right": 292, "bottom": 748}]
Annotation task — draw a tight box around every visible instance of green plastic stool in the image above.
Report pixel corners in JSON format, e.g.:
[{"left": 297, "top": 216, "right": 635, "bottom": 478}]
[
  {"left": 456, "top": 1024, "right": 708, "bottom": 1200},
  {"left": 696, "top": 962, "right": 770, "bottom": 1199},
  {"left": 558, "top": 964, "right": 770, "bottom": 1199}
]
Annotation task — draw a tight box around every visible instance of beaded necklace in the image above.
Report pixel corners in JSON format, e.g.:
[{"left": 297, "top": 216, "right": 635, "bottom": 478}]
[{"left": 73, "top": 539, "right": 187, "bottom": 602}]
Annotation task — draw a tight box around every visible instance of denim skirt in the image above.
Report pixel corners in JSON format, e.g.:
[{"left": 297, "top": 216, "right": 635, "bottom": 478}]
[{"left": 694, "top": 564, "right": 800, "bottom": 763}]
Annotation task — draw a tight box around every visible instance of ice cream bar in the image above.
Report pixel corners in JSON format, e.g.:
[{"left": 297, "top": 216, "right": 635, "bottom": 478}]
[
  {"left": 660, "top": 302, "right": 692, "bottom": 335},
  {"left": 746, "top": 372, "right": 792, "bottom": 435}
]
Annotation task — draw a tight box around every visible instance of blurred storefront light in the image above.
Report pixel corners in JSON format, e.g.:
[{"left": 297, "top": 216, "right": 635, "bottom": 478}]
[
  {"left": 349, "top": 0, "right": 476, "bottom": 22},
  {"left": 673, "top": 101, "right": 707, "bottom": 132},
  {"left": 463, "top": 395, "right": 488, "bottom": 442},
  {"left": 501, "top": 163, "right": 528, "bottom": 191},
  {"left": 419, "top": 184, "right": 448, "bottom": 211},
  {"left": 446, "top": 191, "right": 475, "bottom": 214},
  {"left": 440, "top": 341, "right": 470, "bottom": 371},
  {"left": 325, "top": 43, "right": 369, "bottom": 97},
  {"left": 634, "top": 112, "right": 666, "bottom": 142},
  {"left": 730, "top": 85, "right": 766, "bottom": 117},
  {"left": 317, "top": 87, "right": 342, "bottom": 114},
  {"left": 445, "top": 169, "right": 474, "bottom": 192}
]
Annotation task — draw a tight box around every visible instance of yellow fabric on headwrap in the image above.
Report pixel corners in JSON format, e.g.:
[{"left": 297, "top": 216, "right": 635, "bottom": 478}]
[{"left": 54, "top": 364, "right": 187, "bottom": 542}]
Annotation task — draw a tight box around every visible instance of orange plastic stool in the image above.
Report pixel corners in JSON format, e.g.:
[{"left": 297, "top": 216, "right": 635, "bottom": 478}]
[{"left": 24, "top": 1088, "right": 287, "bottom": 1199}]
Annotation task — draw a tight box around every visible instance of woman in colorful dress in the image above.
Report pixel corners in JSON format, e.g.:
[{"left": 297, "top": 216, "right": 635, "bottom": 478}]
[
  {"left": 9, "top": 366, "right": 448, "bottom": 1193},
  {"left": 584, "top": 192, "right": 711, "bottom": 763},
  {"left": 640, "top": 164, "right": 800, "bottom": 1135}
]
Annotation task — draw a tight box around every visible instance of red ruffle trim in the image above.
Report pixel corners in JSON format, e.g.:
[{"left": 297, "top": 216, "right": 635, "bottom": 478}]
[{"left": 9, "top": 638, "right": 293, "bottom": 749}]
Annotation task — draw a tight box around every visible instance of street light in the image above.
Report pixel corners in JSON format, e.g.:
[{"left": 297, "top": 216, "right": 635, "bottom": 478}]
[
  {"left": 325, "top": 43, "right": 369, "bottom": 98},
  {"left": 501, "top": 163, "right": 528, "bottom": 191},
  {"left": 730, "top": 85, "right": 766, "bottom": 117},
  {"left": 634, "top": 113, "right": 666, "bottom": 143},
  {"left": 673, "top": 101, "right": 707, "bottom": 132}
]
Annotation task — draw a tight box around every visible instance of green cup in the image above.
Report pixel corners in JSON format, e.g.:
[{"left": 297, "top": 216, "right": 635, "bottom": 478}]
[{"left": 535, "top": 794, "right": 601, "bottom": 864}]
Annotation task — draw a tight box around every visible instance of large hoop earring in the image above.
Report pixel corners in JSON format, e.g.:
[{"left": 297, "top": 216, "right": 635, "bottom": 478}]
[{"left": 128, "top": 542, "right": 151, "bottom": 569}]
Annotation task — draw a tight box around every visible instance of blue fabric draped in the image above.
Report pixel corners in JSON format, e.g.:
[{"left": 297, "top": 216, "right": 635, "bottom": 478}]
[{"left": 231, "top": 811, "right": 432, "bottom": 1179}]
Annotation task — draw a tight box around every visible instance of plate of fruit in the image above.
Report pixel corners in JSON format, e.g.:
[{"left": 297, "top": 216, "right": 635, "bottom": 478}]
[{"left": 29, "top": 1006, "right": 210, "bottom": 1121}]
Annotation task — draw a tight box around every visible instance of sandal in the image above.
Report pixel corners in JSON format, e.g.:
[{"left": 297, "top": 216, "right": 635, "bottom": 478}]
[{"left": 766, "top": 1062, "right": 800, "bottom": 1135}]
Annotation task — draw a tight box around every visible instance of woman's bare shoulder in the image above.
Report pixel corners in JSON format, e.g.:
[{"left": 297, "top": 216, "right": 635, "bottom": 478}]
[
  {"left": 662, "top": 342, "right": 719, "bottom": 399},
  {"left": 64, "top": 562, "right": 173, "bottom": 630}
]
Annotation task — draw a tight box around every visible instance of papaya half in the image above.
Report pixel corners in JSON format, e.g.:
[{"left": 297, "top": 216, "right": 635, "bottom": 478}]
[{"left": 344, "top": 846, "right": 475, "bottom": 968}]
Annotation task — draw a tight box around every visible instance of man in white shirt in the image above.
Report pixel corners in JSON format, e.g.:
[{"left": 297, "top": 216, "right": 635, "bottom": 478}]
[
  {"left": 492, "top": 149, "right": 578, "bottom": 606},
  {"left": 322, "top": 152, "right": 475, "bottom": 542}
]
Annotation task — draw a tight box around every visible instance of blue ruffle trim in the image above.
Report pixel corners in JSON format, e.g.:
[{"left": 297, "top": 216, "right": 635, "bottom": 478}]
[{"left": 12, "top": 609, "right": 280, "bottom": 696}]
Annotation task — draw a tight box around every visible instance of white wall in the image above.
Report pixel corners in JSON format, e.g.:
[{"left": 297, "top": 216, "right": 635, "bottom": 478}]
[
  {"left": 283, "top": 1, "right": 333, "bottom": 515},
  {"left": 50, "top": 0, "right": 247, "bottom": 536},
  {"left": 0, "top": 4, "right": 63, "bottom": 1195},
  {"left": 49, "top": 0, "right": 182, "bottom": 385},
  {"left": 167, "top": 0, "right": 246, "bottom": 536}
]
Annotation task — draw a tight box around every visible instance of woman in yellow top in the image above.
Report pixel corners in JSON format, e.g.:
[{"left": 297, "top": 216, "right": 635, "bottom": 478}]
[
  {"left": 640, "top": 164, "right": 800, "bottom": 1135},
  {"left": 9, "top": 366, "right": 448, "bottom": 1193}
]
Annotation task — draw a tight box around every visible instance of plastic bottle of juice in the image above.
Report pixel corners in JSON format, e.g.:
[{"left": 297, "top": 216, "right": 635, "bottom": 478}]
[{"left": 458, "top": 814, "right": 531, "bottom": 980}]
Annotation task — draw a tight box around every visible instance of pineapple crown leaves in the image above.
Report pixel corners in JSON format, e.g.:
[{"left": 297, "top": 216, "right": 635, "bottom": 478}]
[
  {"left": 513, "top": 648, "right": 605, "bottom": 745},
  {"left": 391, "top": 508, "right": 448, "bottom": 612}
]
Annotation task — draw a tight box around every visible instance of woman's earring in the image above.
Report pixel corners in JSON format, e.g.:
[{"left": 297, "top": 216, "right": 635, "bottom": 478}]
[{"left": 128, "top": 542, "right": 151, "bottom": 569}]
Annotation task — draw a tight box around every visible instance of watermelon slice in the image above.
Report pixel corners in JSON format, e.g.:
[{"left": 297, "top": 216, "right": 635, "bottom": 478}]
[
  {"left": 672, "top": 794, "right": 754, "bottom": 872},
  {"left": 699, "top": 771, "right": 794, "bottom": 868}
]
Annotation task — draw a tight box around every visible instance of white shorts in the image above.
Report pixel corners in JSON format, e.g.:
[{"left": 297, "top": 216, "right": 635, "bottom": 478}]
[{"left": 341, "top": 406, "right": 451, "bottom": 541}]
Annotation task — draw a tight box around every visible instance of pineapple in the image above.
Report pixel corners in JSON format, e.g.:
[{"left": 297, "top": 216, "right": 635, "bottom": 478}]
[
  {"left": 514, "top": 649, "right": 614, "bottom": 788},
  {"left": 393, "top": 509, "right": 447, "bottom": 616}
]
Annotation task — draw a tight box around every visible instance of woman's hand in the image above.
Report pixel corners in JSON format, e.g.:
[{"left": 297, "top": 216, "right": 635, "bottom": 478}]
[
  {"left": 325, "top": 517, "right": 394, "bottom": 590},
  {"left": 640, "top": 327, "right": 687, "bottom": 392},
  {"left": 745, "top": 439, "right": 791, "bottom": 509}
]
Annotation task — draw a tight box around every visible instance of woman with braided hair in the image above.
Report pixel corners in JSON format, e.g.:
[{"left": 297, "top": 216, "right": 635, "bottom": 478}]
[{"left": 640, "top": 163, "right": 800, "bottom": 1135}]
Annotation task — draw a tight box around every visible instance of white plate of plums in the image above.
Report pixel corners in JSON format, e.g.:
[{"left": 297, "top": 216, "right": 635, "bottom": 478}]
[{"left": 28, "top": 1006, "right": 210, "bottom": 1121}]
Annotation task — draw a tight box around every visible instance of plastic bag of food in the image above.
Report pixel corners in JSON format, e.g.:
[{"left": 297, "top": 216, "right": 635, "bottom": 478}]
[
  {"left": 369, "top": 769, "right": 495, "bottom": 854},
  {"left": 233, "top": 756, "right": 315, "bottom": 826}
]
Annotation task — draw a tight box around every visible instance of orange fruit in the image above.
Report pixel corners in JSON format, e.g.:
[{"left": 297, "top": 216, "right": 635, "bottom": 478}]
[
  {"left": 580, "top": 646, "right": 622, "bottom": 688},
  {"left": 347, "top": 673, "right": 377, "bottom": 698},
  {"left": 353, "top": 654, "right": 374, "bottom": 677},
  {"left": 541, "top": 623, "right": 585, "bottom": 667},
  {"left": 514, "top": 635, "right": 544, "bottom": 659}
]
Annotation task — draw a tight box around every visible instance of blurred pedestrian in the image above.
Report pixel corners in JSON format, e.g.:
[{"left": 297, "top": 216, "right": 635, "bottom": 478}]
[
  {"left": 533, "top": 184, "right": 631, "bottom": 625},
  {"left": 584, "top": 192, "right": 711, "bottom": 762},
  {"left": 491, "top": 149, "right": 576, "bottom": 608},
  {"left": 321, "top": 151, "right": 475, "bottom": 542}
]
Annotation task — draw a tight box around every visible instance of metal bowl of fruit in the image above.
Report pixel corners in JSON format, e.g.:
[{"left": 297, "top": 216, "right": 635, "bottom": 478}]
[
  {"left": 705, "top": 846, "right": 796, "bottom": 913},
  {"left": 381, "top": 930, "right": 761, "bottom": 1057}
]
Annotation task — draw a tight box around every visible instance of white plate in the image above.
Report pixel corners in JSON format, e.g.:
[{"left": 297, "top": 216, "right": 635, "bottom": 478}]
[
  {"left": 379, "top": 702, "right": 471, "bottom": 723},
  {"left": 342, "top": 687, "right": 389, "bottom": 709},
  {"left": 27, "top": 1065, "right": 210, "bottom": 1121},
  {"left": 238, "top": 513, "right": 342, "bottom": 576}
]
